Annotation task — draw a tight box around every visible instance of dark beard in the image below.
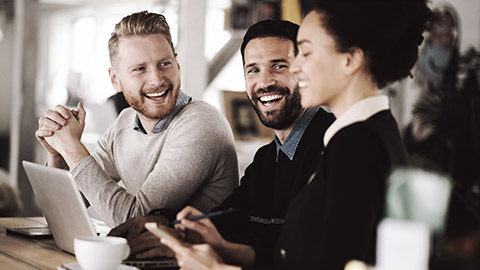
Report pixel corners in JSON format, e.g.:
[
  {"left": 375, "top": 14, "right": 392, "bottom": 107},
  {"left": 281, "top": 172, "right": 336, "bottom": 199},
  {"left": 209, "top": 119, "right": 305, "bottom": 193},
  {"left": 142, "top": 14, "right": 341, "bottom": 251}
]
[{"left": 249, "top": 85, "right": 303, "bottom": 130}]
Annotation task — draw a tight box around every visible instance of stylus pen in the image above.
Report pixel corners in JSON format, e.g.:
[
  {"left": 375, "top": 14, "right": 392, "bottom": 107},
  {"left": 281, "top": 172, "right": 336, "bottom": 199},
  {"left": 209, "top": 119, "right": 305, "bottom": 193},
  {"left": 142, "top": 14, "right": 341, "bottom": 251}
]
[{"left": 169, "top": 208, "right": 235, "bottom": 226}]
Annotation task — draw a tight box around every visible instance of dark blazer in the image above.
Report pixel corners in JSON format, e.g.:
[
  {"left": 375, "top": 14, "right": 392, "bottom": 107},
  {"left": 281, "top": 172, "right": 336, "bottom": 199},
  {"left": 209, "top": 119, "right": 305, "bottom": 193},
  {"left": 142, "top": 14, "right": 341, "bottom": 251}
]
[{"left": 274, "top": 110, "right": 407, "bottom": 270}]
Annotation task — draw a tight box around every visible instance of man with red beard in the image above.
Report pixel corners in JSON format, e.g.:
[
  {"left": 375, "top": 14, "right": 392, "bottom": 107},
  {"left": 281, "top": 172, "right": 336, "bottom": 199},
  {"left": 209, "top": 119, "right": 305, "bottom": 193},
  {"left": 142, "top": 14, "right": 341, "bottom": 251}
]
[
  {"left": 111, "top": 20, "right": 334, "bottom": 265},
  {"left": 34, "top": 11, "right": 238, "bottom": 228}
]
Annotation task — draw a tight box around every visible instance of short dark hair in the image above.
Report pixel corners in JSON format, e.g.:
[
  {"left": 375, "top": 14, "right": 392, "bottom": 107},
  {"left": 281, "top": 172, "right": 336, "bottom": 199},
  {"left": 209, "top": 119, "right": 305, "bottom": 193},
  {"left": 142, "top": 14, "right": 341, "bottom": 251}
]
[
  {"left": 240, "top": 20, "right": 299, "bottom": 64},
  {"left": 313, "top": 0, "right": 431, "bottom": 88}
]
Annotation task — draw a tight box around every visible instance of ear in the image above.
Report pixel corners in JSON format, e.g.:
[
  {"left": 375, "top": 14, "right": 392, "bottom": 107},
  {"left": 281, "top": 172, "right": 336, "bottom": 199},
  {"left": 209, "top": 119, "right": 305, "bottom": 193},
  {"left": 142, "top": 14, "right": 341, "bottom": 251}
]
[
  {"left": 174, "top": 53, "right": 181, "bottom": 71},
  {"left": 343, "top": 47, "right": 364, "bottom": 75},
  {"left": 108, "top": 67, "right": 122, "bottom": 92}
]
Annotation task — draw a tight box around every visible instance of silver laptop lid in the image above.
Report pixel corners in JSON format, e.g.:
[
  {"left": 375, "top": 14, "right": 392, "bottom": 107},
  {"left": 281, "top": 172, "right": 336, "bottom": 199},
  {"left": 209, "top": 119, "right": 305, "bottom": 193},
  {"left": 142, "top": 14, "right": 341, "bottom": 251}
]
[{"left": 22, "top": 160, "right": 97, "bottom": 254}]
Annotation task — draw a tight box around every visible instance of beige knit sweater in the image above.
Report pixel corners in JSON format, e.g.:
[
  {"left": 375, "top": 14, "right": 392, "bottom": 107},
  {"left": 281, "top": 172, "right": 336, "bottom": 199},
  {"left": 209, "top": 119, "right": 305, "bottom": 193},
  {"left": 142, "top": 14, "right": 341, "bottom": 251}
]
[{"left": 71, "top": 100, "right": 239, "bottom": 227}]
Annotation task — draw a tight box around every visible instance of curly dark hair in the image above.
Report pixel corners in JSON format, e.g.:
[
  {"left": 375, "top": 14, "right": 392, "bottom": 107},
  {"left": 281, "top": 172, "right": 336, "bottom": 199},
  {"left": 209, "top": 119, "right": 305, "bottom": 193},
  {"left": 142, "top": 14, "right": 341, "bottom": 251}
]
[{"left": 312, "top": 0, "right": 432, "bottom": 88}]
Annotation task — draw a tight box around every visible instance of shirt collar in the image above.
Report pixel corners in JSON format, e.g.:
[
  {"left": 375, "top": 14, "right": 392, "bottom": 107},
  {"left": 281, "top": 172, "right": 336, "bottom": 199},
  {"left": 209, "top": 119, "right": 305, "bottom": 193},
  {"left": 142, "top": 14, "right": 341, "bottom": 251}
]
[
  {"left": 323, "top": 95, "right": 389, "bottom": 147},
  {"left": 134, "top": 90, "right": 192, "bottom": 134},
  {"left": 275, "top": 107, "right": 320, "bottom": 161}
]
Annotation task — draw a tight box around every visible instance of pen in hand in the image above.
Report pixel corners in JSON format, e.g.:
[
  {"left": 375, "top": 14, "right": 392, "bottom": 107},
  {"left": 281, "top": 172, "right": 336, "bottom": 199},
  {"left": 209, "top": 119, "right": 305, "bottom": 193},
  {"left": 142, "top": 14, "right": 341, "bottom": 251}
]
[{"left": 169, "top": 208, "right": 235, "bottom": 226}]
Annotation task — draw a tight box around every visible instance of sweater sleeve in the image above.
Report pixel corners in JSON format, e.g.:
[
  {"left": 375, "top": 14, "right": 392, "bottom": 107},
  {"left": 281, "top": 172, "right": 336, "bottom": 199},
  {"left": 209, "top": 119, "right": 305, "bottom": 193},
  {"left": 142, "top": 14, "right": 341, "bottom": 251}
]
[{"left": 71, "top": 103, "right": 239, "bottom": 227}]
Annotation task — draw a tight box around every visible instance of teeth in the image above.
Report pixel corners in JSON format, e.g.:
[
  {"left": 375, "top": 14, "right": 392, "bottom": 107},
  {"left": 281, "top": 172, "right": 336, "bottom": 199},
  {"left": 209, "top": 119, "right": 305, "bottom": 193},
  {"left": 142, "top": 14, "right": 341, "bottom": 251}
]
[
  {"left": 259, "top": 95, "right": 282, "bottom": 102},
  {"left": 298, "top": 81, "right": 309, "bottom": 88},
  {"left": 146, "top": 90, "right": 167, "bottom": 98}
]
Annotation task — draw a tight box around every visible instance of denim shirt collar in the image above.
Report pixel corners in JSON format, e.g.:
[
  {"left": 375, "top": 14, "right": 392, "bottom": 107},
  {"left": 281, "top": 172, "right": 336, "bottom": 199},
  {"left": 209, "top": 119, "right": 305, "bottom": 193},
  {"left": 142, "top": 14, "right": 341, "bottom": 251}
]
[
  {"left": 274, "top": 107, "right": 320, "bottom": 161},
  {"left": 134, "top": 90, "right": 192, "bottom": 134}
]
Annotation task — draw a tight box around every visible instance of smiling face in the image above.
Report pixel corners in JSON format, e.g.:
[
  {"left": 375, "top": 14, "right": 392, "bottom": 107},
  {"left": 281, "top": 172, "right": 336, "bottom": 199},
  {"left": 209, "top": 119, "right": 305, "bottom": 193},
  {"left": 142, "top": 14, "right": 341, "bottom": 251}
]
[
  {"left": 243, "top": 37, "right": 303, "bottom": 130},
  {"left": 109, "top": 33, "right": 180, "bottom": 122},
  {"left": 291, "top": 11, "right": 348, "bottom": 110}
]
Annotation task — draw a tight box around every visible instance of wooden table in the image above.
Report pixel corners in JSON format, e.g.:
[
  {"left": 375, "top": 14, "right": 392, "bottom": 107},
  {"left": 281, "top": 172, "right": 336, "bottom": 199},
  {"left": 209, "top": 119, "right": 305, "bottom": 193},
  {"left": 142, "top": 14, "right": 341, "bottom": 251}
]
[{"left": 0, "top": 217, "right": 76, "bottom": 269}]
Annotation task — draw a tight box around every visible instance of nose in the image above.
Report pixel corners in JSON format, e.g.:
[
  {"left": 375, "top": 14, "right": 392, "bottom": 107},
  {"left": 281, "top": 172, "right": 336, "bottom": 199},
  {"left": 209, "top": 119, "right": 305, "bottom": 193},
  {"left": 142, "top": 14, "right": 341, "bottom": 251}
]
[
  {"left": 257, "top": 70, "right": 276, "bottom": 89},
  {"left": 290, "top": 56, "right": 301, "bottom": 75},
  {"left": 147, "top": 69, "right": 165, "bottom": 87}
]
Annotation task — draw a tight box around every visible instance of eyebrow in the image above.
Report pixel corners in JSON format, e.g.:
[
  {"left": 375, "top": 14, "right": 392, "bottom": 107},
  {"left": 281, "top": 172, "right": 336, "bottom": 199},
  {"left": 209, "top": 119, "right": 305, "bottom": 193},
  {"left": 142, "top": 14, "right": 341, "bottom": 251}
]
[
  {"left": 245, "top": 58, "right": 289, "bottom": 69},
  {"left": 271, "top": 59, "right": 289, "bottom": 64},
  {"left": 127, "top": 57, "right": 172, "bottom": 70},
  {"left": 297, "top": 40, "right": 310, "bottom": 46},
  {"left": 127, "top": 63, "right": 146, "bottom": 70}
]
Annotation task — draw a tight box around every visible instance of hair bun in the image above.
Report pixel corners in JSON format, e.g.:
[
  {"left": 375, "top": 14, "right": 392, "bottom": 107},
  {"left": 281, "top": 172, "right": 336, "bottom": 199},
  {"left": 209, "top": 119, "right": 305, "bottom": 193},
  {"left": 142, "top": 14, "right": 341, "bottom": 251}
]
[{"left": 313, "top": 0, "right": 431, "bottom": 88}]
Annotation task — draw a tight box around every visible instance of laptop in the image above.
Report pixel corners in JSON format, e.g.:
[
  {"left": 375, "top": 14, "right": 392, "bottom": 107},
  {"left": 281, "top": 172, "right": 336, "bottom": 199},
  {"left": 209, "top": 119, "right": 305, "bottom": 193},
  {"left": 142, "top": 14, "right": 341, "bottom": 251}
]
[
  {"left": 22, "top": 160, "right": 101, "bottom": 254},
  {"left": 22, "top": 161, "right": 178, "bottom": 268}
]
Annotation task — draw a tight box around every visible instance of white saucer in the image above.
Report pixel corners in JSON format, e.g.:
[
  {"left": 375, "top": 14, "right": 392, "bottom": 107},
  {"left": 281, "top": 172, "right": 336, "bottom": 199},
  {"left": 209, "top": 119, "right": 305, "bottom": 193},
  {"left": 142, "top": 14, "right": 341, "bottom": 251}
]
[{"left": 58, "top": 262, "right": 139, "bottom": 270}]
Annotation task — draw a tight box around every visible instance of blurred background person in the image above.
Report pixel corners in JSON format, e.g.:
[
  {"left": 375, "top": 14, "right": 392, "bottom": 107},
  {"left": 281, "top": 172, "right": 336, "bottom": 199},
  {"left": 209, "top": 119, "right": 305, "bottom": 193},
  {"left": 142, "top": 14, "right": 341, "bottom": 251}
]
[{"left": 0, "top": 168, "right": 21, "bottom": 216}]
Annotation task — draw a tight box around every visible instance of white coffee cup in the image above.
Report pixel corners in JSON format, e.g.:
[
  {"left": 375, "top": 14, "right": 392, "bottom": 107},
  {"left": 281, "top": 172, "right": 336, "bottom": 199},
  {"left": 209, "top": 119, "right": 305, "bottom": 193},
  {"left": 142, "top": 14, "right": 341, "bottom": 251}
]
[{"left": 74, "top": 236, "right": 130, "bottom": 270}]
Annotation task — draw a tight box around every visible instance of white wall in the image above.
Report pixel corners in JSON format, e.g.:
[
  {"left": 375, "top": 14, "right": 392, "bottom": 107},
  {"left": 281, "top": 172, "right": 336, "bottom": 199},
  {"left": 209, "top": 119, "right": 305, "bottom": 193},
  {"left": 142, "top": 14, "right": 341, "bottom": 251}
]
[
  {"left": 177, "top": 0, "right": 207, "bottom": 100},
  {"left": 0, "top": 19, "right": 13, "bottom": 134}
]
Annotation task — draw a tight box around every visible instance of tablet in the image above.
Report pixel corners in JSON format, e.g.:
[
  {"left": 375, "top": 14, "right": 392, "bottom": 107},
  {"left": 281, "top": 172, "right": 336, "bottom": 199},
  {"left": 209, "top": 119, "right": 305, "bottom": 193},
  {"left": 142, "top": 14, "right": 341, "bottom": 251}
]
[{"left": 145, "top": 222, "right": 182, "bottom": 243}]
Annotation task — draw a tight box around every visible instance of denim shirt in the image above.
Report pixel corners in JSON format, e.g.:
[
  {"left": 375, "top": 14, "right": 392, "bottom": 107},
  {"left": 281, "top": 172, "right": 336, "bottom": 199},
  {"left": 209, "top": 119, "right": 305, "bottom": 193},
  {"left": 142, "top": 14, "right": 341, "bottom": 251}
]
[
  {"left": 274, "top": 107, "right": 320, "bottom": 161},
  {"left": 133, "top": 90, "right": 192, "bottom": 134}
]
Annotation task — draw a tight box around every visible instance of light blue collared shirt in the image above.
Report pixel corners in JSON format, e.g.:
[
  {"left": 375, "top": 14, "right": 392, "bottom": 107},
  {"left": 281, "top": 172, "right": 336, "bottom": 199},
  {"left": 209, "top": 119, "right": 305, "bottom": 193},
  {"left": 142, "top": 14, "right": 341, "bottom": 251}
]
[
  {"left": 274, "top": 107, "right": 320, "bottom": 161},
  {"left": 134, "top": 90, "right": 192, "bottom": 134}
]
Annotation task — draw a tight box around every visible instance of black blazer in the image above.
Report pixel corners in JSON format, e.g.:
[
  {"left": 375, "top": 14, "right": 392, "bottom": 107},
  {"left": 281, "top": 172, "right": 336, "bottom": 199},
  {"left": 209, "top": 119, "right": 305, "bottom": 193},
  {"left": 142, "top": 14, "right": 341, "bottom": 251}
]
[{"left": 274, "top": 110, "right": 407, "bottom": 270}]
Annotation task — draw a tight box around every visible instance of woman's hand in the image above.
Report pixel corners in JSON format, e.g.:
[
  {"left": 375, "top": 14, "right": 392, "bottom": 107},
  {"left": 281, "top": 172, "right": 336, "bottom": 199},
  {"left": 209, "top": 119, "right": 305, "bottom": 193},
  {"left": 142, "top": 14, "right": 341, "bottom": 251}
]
[
  {"left": 160, "top": 237, "right": 239, "bottom": 270},
  {"left": 175, "top": 206, "right": 226, "bottom": 249},
  {"left": 173, "top": 206, "right": 256, "bottom": 266}
]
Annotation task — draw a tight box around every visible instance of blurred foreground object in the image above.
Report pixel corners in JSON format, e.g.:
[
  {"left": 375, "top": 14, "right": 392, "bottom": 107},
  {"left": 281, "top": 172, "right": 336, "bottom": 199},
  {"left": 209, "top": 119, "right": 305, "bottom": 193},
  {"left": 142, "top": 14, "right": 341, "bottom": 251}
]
[
  {"left": 377, "top": 168, "right": 451, "bottom": 270},
  {"left": 344, "top": 260, "right": 376, "bottom": 270},
  {"left": 385, "top": 167, "right": 480, "bottom": 269},
  {"left": 377, "top": 219, "right": 430, "bottom": 270},
  {"left": 386, "top": 168, "right": 452, "bottom": 234}
]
